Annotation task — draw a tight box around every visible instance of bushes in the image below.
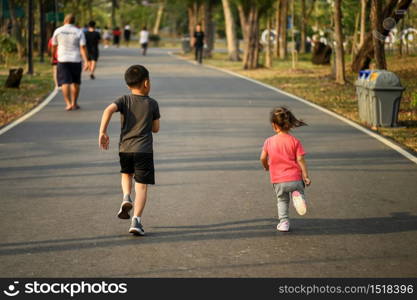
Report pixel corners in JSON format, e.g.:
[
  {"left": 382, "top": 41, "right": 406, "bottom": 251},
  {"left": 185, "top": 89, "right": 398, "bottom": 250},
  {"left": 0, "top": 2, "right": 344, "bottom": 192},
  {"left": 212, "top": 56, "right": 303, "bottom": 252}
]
[
  {"left": 149, "top": 34, "right": 160, "bottom": 46},
  {"left": 0, "top": 35, "right": 18, "bottom": 67}
]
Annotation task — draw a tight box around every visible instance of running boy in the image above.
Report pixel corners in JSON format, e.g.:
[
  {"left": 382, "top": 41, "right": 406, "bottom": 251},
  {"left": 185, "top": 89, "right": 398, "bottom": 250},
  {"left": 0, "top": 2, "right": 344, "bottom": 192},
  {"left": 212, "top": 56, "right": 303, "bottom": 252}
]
[
  {"left": 260, "top": 107, "right": 311, "bottom": 232},
  {"left": 99, "top": 65, "right": 160, "bottom": 236}
]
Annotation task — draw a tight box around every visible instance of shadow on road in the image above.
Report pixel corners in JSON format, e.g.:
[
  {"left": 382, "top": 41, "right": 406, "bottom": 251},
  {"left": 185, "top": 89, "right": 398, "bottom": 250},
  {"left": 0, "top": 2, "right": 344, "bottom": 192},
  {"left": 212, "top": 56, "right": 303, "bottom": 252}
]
[{"left": 0, "top": 213, "right": 416, "bottom": 257}]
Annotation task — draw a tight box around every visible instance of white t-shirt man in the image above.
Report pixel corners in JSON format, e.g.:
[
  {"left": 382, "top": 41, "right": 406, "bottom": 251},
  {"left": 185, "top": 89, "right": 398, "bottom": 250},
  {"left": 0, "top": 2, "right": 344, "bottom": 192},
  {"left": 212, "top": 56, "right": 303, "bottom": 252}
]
[
  {"left": 52, "top": 24, "right": 86, "bottom": 62},
  {"left": 139, "top": 30, "right": 149, "bottom": 45}
]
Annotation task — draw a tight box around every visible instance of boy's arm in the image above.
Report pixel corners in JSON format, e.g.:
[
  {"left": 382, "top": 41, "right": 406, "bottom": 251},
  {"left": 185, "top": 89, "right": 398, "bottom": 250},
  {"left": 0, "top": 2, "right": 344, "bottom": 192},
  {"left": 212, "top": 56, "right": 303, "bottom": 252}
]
[
  {"left": 260, "top": 150, "right": 269, "bottom": 171},
  {"left": 152, "top": 119, "right": 160, "bottom": 133},
  {"left": 99, "top": 103, "right": 118, "bottom": 150},
  {"left": 297, "top": 155, "right": 311, "bottom": 186}
]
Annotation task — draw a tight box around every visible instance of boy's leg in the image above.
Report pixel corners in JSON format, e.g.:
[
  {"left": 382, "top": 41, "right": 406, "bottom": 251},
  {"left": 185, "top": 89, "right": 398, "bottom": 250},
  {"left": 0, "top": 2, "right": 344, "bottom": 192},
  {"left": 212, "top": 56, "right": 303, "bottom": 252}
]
[
  {"left": 121, "top": 173, "right": 133, "bottom": 195},
  {"left": 133, "top": 183, "right": 148, "bottom": 217}
]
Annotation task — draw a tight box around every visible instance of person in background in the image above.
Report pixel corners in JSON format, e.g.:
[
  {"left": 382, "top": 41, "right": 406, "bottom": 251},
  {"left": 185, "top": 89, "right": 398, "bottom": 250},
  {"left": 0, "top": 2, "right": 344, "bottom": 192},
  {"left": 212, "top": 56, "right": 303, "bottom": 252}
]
[
  {"left": 85, "top": 20, "right": 101, "bottom": 80},
  {"left": 48, "top": 35, "right": 58, "bottom": 88},
  {"left": 139, "top": 26, "right": 149, "bottom": 56},
  {"left": 193, "top": 24, "right": 204, "bottom": 64},
  {"left": 113, "top": 27, "right": 121, "bottom": 48},
  {"left": 124, "top": 25, "right": 131, "bottom": 47},
  {"left": 52, "top": 13, "right": 89, "bottom": 111},
  {"left": 103, "top": 26, "right": 111, "bottom": 48}
]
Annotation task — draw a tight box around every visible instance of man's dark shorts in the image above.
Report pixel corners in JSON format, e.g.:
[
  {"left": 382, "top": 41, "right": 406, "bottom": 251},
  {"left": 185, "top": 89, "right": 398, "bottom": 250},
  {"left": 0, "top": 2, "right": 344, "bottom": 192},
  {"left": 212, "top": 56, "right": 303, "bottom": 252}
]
[
  {"left": 57, "top": 62, "right": 82, "bottom": 86},
  {"left": 119, "top": 153, "right": 155, "bottom": 185},
  {"left": 87, "top": 49, "right": 99, "bottom": 61}
]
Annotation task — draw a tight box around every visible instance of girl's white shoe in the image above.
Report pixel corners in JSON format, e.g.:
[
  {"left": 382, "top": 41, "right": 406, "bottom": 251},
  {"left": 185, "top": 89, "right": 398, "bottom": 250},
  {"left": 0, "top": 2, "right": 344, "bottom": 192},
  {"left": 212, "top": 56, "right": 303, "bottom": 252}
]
[
  {"left": 292, "top": 191, "right": 307, "bottom": 215},
  {"left": 277, "top": 220, "right": 290, "bottom": 232}
]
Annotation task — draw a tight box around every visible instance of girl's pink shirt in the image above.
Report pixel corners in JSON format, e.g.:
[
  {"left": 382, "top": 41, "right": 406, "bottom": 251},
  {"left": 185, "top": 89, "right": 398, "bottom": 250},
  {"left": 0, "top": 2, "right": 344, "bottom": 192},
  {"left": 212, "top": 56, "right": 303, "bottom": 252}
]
[{"left": 263, "top": 133, "right": 306, "bottom": 184}]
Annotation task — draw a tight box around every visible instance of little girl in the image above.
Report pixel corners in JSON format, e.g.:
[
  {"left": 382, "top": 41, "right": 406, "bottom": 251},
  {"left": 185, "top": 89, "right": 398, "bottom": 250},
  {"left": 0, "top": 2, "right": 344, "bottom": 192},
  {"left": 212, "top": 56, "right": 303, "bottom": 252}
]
[{"left": 260, "top": 107, "right": 311, "bottom": 232}]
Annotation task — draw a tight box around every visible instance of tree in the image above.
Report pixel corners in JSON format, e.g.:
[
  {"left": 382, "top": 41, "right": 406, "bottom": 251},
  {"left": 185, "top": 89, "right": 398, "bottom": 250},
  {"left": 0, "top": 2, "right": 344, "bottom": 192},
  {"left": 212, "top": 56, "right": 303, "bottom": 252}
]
[
  {"left": 153, "top": 0, "right": 165, "bottom": 35},
  {"left": 187, "top": 1, "right": 199, "bottom": 46},
  {"left": 201, "top": 0, "right": 215, "bottom": 58},
  {"left": 278, "top": 0, "right": 288, "bottom": 59},
  {"left": 300, "top": 0, "right": 316, "bottom": 54},
  {"left": 371, "top": 0, "right": 386, "bottom": 69},
  {"left": 359, "top": 0, "right": 368, "bottom": 48},
  {"left": 333, "top": 0, "right": 345, "bottom": 84},
  {"left": 222, "top": 0, "right": 240, "bottom": 61},
  {"left": 351, "top": 0, "right": 413, "bottom": 73}
]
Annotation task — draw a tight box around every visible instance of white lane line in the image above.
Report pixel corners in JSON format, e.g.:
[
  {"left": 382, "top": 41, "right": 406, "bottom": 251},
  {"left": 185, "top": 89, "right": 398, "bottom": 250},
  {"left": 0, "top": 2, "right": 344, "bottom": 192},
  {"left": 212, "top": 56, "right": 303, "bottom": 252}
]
[
  {"left": 0, "top": 88, "right": 58, "bottom": 136},
  {"left": 169, "top": 52, "right": 417, "bottom": 165}
]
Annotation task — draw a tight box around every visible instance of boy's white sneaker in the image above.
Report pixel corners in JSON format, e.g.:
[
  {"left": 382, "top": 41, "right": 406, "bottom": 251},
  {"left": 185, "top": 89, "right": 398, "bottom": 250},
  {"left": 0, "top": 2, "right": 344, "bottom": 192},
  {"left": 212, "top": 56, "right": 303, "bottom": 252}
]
[
  {"left": 292, "top": 191, "right": 307, "bottom": 216},
  {"left": 277, "top": 220, "right": 290, "bottom": 232}
]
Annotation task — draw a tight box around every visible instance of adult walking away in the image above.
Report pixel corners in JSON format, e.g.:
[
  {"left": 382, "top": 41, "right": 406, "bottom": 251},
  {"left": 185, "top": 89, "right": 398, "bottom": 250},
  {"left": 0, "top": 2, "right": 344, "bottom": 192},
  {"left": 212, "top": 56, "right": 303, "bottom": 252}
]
[
  {"left": 194, "top": 24, "right": 204, "bottom": 64},
  {"left": 113, "top": 27, "right": 121, "bottom": 47},
  {"left": 139, "top": 26, "right": 149, "bottom": 56},
  {"left": 103, "top": 26, "right": 111, "bottom": 48},
  {"left": 52, "top": 14, "right": 89, "bottom": 111},
  {"left": 124, "top": 25, "right": 131, "bottom": 46},
  {"left": 85, "top": 21, "right": 101, "bottom": 80}
]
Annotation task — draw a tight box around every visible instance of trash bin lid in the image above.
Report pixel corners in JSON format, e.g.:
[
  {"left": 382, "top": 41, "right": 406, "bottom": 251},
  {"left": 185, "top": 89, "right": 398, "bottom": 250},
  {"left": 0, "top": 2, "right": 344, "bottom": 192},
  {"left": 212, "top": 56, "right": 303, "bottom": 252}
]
[{"left": 367, "top": 70, "right": 404, "bottom": 90}]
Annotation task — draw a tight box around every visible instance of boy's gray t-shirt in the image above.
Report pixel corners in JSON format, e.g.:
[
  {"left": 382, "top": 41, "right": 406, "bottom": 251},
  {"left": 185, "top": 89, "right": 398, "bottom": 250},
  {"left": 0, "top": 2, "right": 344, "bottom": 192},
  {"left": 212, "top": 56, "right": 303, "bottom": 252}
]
[{"left": 114, "top": 94, "right": 160, "bottom": 153}]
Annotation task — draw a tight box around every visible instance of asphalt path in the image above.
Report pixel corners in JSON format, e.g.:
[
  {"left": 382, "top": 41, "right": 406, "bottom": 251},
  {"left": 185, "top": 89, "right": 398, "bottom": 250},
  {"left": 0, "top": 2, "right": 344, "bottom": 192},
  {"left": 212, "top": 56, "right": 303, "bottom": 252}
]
[{"left": 0, "top": 47, "right": 416, "bottom": 277}]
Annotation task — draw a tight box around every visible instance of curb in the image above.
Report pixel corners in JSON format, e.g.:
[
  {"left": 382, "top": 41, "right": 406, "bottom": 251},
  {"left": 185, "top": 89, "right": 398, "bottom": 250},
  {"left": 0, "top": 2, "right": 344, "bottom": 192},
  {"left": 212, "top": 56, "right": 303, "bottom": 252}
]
[
  {"left": 169, "top": 52, "right": 417, "bottom": 165},
  {"left": 0, "top": 88, "right": 58, "bottom": 136}
]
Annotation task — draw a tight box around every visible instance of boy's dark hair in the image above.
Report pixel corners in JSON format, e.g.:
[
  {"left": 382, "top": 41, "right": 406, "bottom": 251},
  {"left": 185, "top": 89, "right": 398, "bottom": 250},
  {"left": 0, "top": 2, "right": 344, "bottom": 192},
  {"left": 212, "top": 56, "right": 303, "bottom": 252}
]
[
  {"left": 88, "top": 20, "right": 96, "bottom": 28},
  {"left": 124, "top": 65, "right": 149, "bottom": 87},
  {"left": 270, "top": 106, "right": 307, "bottom": 131}
]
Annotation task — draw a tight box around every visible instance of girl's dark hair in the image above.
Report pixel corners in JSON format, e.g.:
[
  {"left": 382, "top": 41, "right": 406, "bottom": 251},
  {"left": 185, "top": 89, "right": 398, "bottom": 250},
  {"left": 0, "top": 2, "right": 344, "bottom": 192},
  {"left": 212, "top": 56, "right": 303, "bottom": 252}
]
[{"left": 270, "top": 106, "right": 307, "bottom": 131}]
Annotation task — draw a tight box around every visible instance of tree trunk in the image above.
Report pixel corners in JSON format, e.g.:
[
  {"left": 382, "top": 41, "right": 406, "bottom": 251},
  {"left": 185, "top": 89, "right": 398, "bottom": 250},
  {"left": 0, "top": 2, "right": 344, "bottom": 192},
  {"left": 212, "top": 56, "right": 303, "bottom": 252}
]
[
  {"left": 333, "top": 0, "right": 346, "bottom": 84},
  {"left": 265, "top": 16, "right": 272, "bottom": 68},
  {"left": 274, "top": 0, "right": 281, "bottom": 57},
  {"left": 359, "top": 0, "right": 368, "bottom": 48},
  {"left": 153, "top": 1, "right": 165, "bottom": 35},
  {"left": 279, "top": 0, "right": 288, "bottom": 59},
  {"left": 351, "top": 10, "right": 360, "bottom": 59},
  {"left": 237, "top": 4, "right": 249, "bottom": 66},
  {"left": 245, "top": 6, "right": 260, "bottom": 69},
  {"left": 238, "top": 4, "right": 260, "bottom": 70},
  {"left": 300, "top": 0, "right": 316, "bottom": 54},
  {"left": 187, "top": 3, "right": 198, "bottom": 47},
  {"left": 300, "top": 0, "right": 306, "bottom": 54},
  {"left": 351, "top": 0, "right": 412, "bottom": 73},
  {"left": 202, "top": 1, "right": 214, "bottom": 58},
  {"left": 222, "top": 0, "right": 240, "bottom": 61},
  {"left": 371, "top": 0, "right": 386, "bottom": 69}
]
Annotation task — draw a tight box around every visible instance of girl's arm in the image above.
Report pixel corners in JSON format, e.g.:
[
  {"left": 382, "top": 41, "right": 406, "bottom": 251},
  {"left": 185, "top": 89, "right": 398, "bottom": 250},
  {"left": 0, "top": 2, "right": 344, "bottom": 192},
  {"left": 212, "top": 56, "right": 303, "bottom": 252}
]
[
  {"left": 99, "top": 103, "right": 118, "bottom": 150},
  {"left": 260, "top": 150, "right": 269, "bottom": 171},
  {"left": 297, "top": 155, "right": 311, "bottom": 186}
]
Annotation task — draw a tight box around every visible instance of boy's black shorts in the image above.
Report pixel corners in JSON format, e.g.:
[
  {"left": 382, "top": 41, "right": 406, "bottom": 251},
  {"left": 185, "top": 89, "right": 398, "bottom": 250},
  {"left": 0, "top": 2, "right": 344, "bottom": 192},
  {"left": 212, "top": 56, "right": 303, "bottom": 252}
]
[{"left": 119, "top": 152, "right": 155, "bottom": 185}]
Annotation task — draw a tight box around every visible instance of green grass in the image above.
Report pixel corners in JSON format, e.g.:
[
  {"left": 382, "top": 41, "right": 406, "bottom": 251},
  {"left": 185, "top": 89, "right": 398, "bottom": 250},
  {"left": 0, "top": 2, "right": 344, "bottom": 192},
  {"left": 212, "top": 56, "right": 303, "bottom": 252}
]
[
  {"left": 0, "top": 57, "right": 54, "bottom": 127},
  {"left": 190, "top": 51, "right": 417, "bottom": 153}
]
